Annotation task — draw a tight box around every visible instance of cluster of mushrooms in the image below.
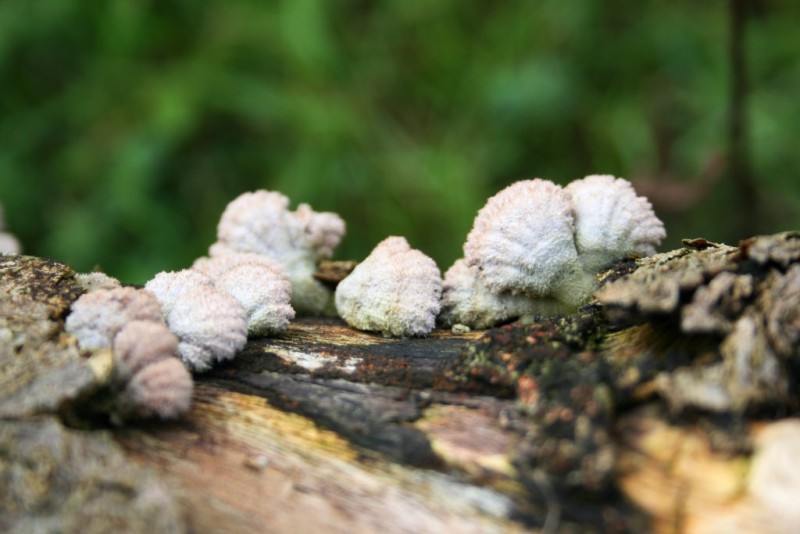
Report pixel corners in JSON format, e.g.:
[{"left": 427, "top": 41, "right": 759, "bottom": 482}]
[{"left": 61, "top": 175, "right": 665, "bottom": 420}]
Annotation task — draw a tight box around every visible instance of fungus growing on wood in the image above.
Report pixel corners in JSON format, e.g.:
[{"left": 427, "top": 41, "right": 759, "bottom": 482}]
[
  {"left": 438, "top": 259, "right": 564, "bottom": 329},
  {"left": 216, "top": 263, "right": 294, "bottom": 336},
  {"left": 442, "top": 176, "right": 665, "bottom": 328},
  {"left": 113, "top": 320, "right": 180, "bottom": 380},
  {"left": 64, "top": 288, "right": 193, "bottom": 421},
  {"left": 144, "top": 269, "right": 216, "bottom": 318},
  {"left": 117, "top": 357, "right": 193, "bottom": 420},
  {"left": 209, "top": 190, "right": 345, "bottom": 316},
  {"left": 566, "top": 174, "right": 666, "bottom": 274},
  {"left": 112, "top": 320, "right": 193, "bottom": 420},
  {"left": 464, "top": 179, "right": 579, "bottom": 298},
  {"left": 335, "top": 236, "right": 442, "bottom": 337},
  {"left": 193, "top": 254, "right": 295, "bottom": 336},
  {"left": 65, "top": 287, "right": 163, "bottom": 350},
  {"left": 163, "top": 284, "right": 248, "bottom": 372}
]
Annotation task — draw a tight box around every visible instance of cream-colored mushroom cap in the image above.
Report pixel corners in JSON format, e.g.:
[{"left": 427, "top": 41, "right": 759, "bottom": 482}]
[
  {"left": 464, "top": 179, "right": 578, "bottom": 297},
  {"left": 336, "top": 236, "right": 442, "bottom": 337},
  {"left": 565, "top": 174, "right": 665, "bottom": 273}
]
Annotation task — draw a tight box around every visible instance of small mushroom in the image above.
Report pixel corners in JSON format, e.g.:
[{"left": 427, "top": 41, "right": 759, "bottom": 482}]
[
  {"left": 566, "top": 174, "right": 666, "bottom": 274},
  {"left": 113, "top": 320, "right": 180, "bottom": 380},
  {"left": 215, "top": 263, "right": 295, "bottom": 336},
  {"left": 112, "top": 320, "right": 193, "bottom": 420},
  {"left": 209, "top": 190, "right": 345, "bottom": 316},
  {"left": 144, "top": 269, "right": 216, "bottom": 318},
  {"left": 335, "top": 236, "right": 442, "bottom": 337},
  {"left": 194, "top": 254, "right": 295, "bottom": 336},
  {"left": 65, "top": 287, "right": 164, "bottom": 350},
  {"left": 165, "top": 284, "right": 248, "bottom": 372},
  {"left": 118, "top": 358, "right": 193, "bottom": 420},
  {"left": 464, "top": 179, "right": 578, "bottom": 297},
  {"left": 64, "top": 288, "right": 193, "bottom": 421}
]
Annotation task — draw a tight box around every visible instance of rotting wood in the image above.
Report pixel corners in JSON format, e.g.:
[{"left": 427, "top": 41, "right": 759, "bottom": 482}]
[{"left": 115, "top": 381, "right": 526, "bottom": 534}]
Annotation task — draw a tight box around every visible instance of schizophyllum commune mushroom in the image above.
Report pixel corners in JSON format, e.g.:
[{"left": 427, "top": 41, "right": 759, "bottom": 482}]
[
  {"left": 441, "top": 175, "right": 665, "bottom": 328},
  {"left": 335, "top": 236, "right": 442, "bottom": 338}
]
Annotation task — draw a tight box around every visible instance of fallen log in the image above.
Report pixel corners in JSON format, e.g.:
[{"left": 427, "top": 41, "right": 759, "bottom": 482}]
[{"left": 2, "top": 232, "right": 799, "bottom": 533}]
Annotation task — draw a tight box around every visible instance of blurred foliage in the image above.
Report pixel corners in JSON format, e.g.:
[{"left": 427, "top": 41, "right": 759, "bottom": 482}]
[{"left": 0, "top": 0, "right": 798, "bottom": 283}]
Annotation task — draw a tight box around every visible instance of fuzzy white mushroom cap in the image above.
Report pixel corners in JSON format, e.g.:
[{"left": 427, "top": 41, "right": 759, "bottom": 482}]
[
  {"left": 210, "top": 190, "right": 345, "bottom": 265},
  {"left": 165, "top": 285, "right": 248, "bottom": 372},
  {"left": 335, "top": 236, "right": 442, "bottom": 337},
  {"left": 464, "top": 179, "right": 579, "bottom": 297},
  {"left": 566, "top": 174, "right": 666, "bottom": 273},
  {"left": 209, "top": 190, "right": 345, "bottom": 316},
  {"left": 439, "top": 259, "right": 568, "bottom": 329},
  {"left": 113, "top": 320, "right": 179, "bottom": 381},
  {"left": 118, "top": 357, "right": 193, "bottom": 419},
  {"left": 66, "top": 287, "right": 164, "bottom": 350},
  {"left": 144, "top": 269, "right": 216, "bottom": 318},
  {"left": 215, "top": 262, "right": 295, "bottom": 336},
  {"left": 195, "top": 254, "right": 295, "bottom": 335}
]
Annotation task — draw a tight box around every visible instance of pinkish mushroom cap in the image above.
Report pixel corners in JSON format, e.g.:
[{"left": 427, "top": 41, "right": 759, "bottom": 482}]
[
  {"left": 113, "top": 320, "right": 179, "bottom": 381},
  {"left": 195, "top": 254, "right": 295, "bottom": 335},
  {"left": 118, "top": 358, "right": 193, "bottom": 419},
  {"left": 66, "top": 287, "right": 164, "bottom": 350}
]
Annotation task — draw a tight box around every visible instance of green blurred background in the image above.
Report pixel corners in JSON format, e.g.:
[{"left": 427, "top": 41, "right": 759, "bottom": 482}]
[{"left": 1, "top": 1, "right": 798, "bottom": 284}]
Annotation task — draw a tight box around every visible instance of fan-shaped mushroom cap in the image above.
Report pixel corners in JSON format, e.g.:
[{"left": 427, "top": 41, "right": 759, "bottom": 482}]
[
  {"left": 209, "top": 190, "right": 345, "bottom": 316},
  {"left": 210, "top": 191, "right": 344, "bottom": 264},
  {"left": 113, "top": 320, "right": 179, "bottom": 381},
  {"left": 144, "top": 269, "right": 216, "bottom": 318},
  {"left": 215, "top": 262, "right": 295, "bottom": 336},
  {"left": 336, "top": 236, "right": 442, "bottom": 337},
  {"left": 464, "top": 179, "right": 579, "bottom": 297},
  {"left": 566, "top": 174, "right": 666, "bottom": 273},
  {"left": 165, "top": 285, "right": 248, "bottom": 372},
  {"left": 66, "top": 287, "right": 163, "bottom": 350},
  {"left": 118, "top": 357, "right": 193, "bottom": 419}
]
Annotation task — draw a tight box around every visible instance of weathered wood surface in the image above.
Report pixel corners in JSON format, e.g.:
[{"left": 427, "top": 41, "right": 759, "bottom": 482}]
[{"left": 115, "top": 319, "right": 533, "bottom": 533}]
